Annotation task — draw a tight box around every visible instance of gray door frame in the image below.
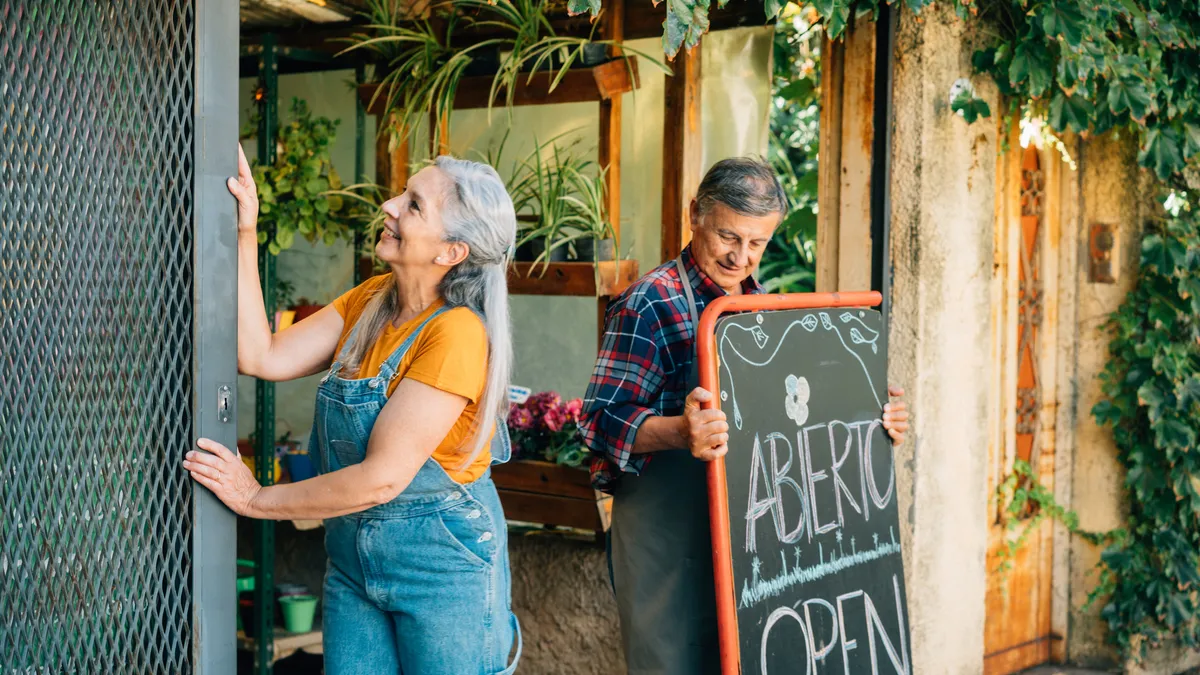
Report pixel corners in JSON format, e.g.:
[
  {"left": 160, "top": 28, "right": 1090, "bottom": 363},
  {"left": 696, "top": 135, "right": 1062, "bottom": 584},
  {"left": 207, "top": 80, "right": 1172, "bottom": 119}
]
[{"left": 193, "top": 1, "right": 239, "bottom": 672}]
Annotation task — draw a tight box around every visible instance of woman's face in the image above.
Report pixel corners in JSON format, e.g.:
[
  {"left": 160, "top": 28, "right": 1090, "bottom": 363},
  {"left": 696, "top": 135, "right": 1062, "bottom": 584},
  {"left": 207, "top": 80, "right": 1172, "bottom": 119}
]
[{"left": 376, "top": 165, "right": 459, "bottom": 270}]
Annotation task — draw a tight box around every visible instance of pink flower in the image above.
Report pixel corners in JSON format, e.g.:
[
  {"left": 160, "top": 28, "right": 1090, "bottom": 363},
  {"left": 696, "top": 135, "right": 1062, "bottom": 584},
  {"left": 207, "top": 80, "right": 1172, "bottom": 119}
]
[
  {"left": 564, "top": 398, "right": 583, "bottom": 423},
  {"left": 508, "top": 406, "right": 535, "bottom": 431},
  {"left": 528, "top": 391, "right": 563, "bottom": 417},
  {"left": 544, "top": 408, "right": 566, "bottom": 432}
]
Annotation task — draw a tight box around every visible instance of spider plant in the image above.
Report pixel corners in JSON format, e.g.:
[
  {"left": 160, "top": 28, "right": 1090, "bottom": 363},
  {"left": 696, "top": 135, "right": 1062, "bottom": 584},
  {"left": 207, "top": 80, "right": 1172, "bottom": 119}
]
[
  {"left": 556, "top": 163, "right": 617, "bottom": 262},
  {"left": 508, "top": 135, "right": 595, "bottom": 273},
  {"left": 341, "top": 1, "right": 508, "bottom": 151},
  {"left": 342, "top": 0, "right": 670, "bottom": 147}
]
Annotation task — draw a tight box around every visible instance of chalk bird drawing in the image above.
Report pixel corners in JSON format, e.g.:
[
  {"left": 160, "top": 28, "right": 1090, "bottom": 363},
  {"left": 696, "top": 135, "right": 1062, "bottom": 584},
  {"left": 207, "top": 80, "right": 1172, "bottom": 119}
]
[
  {"left": 716, "top": 309, "right": 884, "bottom": 429},
  {"left": 784, "top": 374, "right": 810, "bottom": 426}
]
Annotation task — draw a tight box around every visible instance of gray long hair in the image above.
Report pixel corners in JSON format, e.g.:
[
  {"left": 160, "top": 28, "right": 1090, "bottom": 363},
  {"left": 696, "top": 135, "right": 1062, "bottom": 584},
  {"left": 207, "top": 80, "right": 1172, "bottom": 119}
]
[{"left": 344, "top": 156, "right": 516, "bottom": 468}]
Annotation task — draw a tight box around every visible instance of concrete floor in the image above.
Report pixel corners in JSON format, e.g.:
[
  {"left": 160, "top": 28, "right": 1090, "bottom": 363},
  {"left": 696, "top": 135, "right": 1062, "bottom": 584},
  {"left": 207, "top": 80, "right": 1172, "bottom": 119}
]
[{"left": 1017, "top": 662, "right": 1118, "bottom": 667}]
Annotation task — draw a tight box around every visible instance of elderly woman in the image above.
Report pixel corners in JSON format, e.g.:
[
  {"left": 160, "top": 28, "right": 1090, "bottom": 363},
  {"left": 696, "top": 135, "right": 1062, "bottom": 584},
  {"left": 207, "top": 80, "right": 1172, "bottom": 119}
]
[{"left": 184, "top": 146, "right": 521, "bottom": 674}]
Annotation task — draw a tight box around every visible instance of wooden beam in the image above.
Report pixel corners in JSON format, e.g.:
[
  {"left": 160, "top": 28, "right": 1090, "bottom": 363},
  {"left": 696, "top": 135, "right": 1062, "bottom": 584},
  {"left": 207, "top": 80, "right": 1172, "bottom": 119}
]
[
  {"left": 358, "top": 61, "right": 640, "bottom": 116},
  {"left": 430, "top": 110, "right": 450, "bottom": 157},
  {"left": 375, "top": 116, "right": 411, "bottom": 194},
  {"left": 660, "top": 44, "right": 702, "bottom": 263},
  {"left": 507, "top": 261, "right": 640, "bottom": 297}
]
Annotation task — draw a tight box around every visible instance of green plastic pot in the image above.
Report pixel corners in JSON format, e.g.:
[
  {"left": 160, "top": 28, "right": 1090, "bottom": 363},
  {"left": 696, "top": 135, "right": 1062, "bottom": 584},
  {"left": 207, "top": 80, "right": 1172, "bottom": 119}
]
[{"left": 279, "top": 594, "right": 319, "bottom": 633}]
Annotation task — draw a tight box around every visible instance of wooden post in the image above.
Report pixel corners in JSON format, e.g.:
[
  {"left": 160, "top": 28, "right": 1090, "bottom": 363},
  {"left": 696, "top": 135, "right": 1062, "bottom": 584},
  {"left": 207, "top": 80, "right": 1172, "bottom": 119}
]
[
  {"left": 660, "top": 44, "right": 702, "bottom": 263},
  {"left": 597, "top": 0, "right": 627, "bottom": 347},
  {"left": 365, "top": 115, "right": 411, "bottom": 281},
  {"left": 600, "top": 0, "right": 625, "bottom": 250},
  {"left": 815, "top": 18, "right": 875, "bottom": 292},
  {"left": 430, "top": 110, "right": 451, "bottom": 157}
]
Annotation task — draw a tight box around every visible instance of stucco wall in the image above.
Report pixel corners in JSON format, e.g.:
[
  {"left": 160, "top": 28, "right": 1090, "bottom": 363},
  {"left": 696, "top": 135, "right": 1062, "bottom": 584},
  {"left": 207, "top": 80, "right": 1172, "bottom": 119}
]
[
  {"left": 1062, "top": 134, "right": 1143, "bottom": 669},
  {"left": 889, "top": 5, "right": 1000, "bottom": 673}
]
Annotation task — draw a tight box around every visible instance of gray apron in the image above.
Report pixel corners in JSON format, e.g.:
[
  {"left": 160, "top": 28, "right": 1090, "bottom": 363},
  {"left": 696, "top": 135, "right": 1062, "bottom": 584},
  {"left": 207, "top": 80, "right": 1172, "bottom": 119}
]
[{"left": 609, "top": 256, "right": 719, "bottom": 675}]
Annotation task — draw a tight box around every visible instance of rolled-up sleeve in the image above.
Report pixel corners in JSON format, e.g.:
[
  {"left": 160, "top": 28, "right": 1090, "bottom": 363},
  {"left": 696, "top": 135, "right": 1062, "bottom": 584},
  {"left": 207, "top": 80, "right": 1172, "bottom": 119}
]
[{"left": 580, "top": 304, "right": 664, "bottom": 481}]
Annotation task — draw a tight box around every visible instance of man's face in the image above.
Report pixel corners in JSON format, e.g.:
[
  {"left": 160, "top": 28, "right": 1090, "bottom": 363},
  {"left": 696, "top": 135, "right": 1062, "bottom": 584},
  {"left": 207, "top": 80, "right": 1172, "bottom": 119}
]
[{"left": 688, "top": 201, "right": 780, "bottom": 294}]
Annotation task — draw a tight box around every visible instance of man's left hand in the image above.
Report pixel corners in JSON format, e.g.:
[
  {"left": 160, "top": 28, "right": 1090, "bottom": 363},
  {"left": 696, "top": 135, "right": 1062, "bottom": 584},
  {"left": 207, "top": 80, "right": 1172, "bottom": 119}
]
[{"left": 883, "top": 385, "right": 909, "bottom": 447}]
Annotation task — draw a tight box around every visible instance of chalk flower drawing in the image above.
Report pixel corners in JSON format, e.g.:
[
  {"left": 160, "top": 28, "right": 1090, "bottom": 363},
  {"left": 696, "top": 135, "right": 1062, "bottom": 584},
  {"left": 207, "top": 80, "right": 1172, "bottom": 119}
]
[{"left": 784, "top": 374, "right": 810, "bottom": 426}]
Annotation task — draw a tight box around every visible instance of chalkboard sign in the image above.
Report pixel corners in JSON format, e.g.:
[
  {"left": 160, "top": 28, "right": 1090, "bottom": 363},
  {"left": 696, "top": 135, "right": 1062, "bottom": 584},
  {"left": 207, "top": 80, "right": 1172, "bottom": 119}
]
[{"left": 711, "top": 306, "right": 911, "bottom": 675}]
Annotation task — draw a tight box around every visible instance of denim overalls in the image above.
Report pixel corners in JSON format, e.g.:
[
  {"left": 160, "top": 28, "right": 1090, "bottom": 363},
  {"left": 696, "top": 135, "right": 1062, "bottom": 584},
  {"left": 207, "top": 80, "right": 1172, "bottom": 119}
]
[{"left": 311, "top": 306, "right": 521, "bottom": 675}]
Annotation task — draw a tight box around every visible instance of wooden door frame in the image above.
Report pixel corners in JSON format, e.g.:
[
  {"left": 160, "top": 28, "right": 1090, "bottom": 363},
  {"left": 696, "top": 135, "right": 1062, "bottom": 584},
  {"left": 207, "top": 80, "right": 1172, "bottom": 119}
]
[{"left": 983, "top": 127, "right": 1079, "bottom": 673}]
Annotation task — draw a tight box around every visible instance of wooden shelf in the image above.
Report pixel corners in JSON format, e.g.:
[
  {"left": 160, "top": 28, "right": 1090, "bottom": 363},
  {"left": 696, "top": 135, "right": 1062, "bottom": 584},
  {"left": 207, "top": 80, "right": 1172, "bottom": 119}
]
[
  {"left": 507, "top": 260, "right": 639, "bottom": 297},
  {"left": 493, "top": 460, "right": 612, "bottom": 534},
  {"left": 238, "top": 621, "right": 323, "bottom": 664},
  {"left": 359, "top": 58, "right": 640, "bottom": 115}
]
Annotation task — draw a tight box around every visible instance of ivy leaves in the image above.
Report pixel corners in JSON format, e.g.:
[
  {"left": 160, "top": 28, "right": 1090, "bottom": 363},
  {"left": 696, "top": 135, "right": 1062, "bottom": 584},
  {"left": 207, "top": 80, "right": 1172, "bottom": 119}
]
[
  {"left": 1092, "top": 198, "right": 1200, "bottom": 660},
  {"left": 959, "top": 0, "right": 1200, "bottom": 180}
]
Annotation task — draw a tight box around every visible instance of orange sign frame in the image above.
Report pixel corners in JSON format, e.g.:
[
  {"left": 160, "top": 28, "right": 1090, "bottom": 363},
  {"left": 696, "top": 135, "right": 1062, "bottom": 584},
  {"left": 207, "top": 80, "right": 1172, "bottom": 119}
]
[{"left": 696, "top": 290, "right": 884, "bottom": 674}]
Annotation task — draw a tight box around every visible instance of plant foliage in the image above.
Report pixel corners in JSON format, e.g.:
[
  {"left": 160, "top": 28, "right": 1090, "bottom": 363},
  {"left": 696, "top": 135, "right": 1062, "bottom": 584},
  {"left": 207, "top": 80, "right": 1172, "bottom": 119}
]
[
  {"left": 761, "top": 3, "right": 821, "bottom": 294},
  {"left": 245, "top": 98, "right": 357, "bottom": 255},
  {"left": 1088, "top": 194, "right": 1200, "bottom": 659}
]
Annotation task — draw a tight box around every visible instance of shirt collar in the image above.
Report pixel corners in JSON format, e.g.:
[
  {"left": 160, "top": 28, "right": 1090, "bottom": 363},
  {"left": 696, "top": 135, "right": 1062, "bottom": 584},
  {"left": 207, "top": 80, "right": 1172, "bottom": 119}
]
[{"left": 680, "top": 245, "right": 765, "bottom": 300}]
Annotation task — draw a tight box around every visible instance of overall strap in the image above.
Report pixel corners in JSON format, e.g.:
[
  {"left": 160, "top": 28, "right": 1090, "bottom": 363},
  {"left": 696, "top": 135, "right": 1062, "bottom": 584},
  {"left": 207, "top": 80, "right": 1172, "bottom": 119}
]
[
  {"left": 674, "top": 256, "right": 702, "bottom": 333},
  {"left": 376, "top": 305, "right": 453, "bottom": 383}
]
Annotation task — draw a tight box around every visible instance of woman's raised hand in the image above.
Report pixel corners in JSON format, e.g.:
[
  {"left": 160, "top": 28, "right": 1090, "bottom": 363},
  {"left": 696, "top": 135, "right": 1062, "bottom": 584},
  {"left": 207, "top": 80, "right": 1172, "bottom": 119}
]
[{"left": 227, "top": 144, "right": 259, "bottom": 234}]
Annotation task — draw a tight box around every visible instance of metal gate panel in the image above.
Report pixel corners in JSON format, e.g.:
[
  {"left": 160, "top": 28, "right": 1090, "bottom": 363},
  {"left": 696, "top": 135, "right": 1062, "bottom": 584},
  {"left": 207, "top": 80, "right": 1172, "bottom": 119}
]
[{"left": 0, "top": 1, "right": 238, "bottom": 672}]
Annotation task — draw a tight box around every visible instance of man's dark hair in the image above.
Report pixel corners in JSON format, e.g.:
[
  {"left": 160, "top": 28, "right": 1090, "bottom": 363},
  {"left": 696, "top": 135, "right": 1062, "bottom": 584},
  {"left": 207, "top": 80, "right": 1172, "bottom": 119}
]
[{"left": 695, "top": 157, "right": 788, "bottom": 221}]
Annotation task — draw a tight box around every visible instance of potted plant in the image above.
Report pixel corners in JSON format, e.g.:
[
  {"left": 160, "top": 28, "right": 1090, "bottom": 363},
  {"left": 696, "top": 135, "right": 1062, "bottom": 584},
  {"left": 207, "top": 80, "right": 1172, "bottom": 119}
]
[
  {"left": 507, "top": 391, "right": 589, "bottom": 467},
  {"left": 243, "top": 98, "right": 363, "bottom": 255},
  {"left": 344, "top": 0, "right": 665, "bottom": 148},
  {"left": 558, "top": 163, "right": 617, "bottom": 262}
]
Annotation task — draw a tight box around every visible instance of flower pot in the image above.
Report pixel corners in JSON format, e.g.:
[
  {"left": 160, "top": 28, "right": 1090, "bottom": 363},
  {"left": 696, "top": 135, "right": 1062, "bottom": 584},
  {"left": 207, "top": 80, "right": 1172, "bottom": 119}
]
[
  {"left": 464, "top": 45, "right": 502, "bottom": 76},
  {"left": 238, "top": 597, "right": 258, "bottom": 638},
  {"left": 579, "top": 43, "right": 608, "bottom": 66},
  {"left": 572, "top": 237, "right": 616, "bottom": 262},
  {"left": 527, "top": 236, "right": 569, "bottom": 263},
  {"left": 240, "top": 454, "right": 281, "bottom": 483},
  {"left": 514, "top": 238, "right": 539, "bottom": 262},
  {"left": 284, "top": 450, "right": 316, "bottom": 482},
  {"left": 279, "top": 594, "right": 319, "bottom": 634},
  {"left": 290, "top": 303, "right": 323, "bottom": 323}
]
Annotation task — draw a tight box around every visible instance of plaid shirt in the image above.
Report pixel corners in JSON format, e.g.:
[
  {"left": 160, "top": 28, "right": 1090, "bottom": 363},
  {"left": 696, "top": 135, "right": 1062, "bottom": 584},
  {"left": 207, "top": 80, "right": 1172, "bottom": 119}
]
[{"left": 580, "top": 245, "right": 765, "bottom": 493}]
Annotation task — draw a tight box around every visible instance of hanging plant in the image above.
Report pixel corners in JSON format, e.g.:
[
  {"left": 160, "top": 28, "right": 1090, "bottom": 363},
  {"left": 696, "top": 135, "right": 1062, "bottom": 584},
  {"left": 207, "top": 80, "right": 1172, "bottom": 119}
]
[
  {"left": 244, "top": 98, "right": 359, "bottom": 255},
  {"left": 342, "top": 0, "right": 668, "bottom": 149}
]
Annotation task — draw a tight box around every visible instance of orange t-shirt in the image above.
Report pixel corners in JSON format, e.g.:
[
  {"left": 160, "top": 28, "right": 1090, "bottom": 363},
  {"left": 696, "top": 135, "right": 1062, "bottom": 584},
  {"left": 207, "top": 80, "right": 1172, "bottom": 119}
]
[{"left": 331, "top": 274, "right": 493, "bottom": 484}]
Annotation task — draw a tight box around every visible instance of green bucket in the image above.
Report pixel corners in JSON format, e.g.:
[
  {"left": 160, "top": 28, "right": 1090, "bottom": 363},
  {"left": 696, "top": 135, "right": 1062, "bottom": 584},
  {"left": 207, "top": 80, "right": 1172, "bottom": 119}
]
[{"left": 279, "top": 594, "right": 319, "bottom": 633}]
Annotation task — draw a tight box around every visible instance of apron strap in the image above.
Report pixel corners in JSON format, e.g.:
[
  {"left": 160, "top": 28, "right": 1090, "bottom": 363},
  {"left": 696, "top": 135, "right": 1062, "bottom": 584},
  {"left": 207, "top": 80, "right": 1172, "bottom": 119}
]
[{"left": 674, "top": 256, "right": 702, "bottom": 333}]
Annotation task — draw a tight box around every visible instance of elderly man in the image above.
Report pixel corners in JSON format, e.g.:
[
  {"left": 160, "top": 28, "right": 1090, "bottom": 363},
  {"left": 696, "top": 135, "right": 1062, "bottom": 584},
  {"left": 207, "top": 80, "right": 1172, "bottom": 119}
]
[{"left": 579, "top": 157, "right": 909, "bottom": 674}]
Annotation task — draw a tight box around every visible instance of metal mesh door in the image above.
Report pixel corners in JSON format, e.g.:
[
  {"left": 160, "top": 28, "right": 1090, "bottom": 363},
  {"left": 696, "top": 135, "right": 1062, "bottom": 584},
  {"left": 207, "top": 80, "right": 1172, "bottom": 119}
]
[{"left": 1, "top": 2, "right": 200, "bottom": 671}]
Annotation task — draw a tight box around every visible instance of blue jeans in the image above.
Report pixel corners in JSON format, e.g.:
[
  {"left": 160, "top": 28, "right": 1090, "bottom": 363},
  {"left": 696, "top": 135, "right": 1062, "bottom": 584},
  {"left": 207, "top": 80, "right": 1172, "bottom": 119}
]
[{"left": 311, "top": 306, "right": 520, "bottom": 674}]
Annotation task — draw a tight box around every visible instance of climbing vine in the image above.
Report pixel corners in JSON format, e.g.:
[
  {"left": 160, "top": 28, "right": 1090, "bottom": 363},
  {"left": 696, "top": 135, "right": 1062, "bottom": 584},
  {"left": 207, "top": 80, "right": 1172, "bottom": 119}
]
[
  {"left": 993, "top": 460, "right": 1109, "bottom": 576},
  {"left": 1089, "top": 194, "right": 1200, "bottom": 659}
]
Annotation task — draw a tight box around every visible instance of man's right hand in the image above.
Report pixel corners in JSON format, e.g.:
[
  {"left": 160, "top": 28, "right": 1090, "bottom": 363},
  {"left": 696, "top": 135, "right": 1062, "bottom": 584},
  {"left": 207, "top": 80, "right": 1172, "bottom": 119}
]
[{"left": 682, "top": 387, "right": 730, "bottom": 461}]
